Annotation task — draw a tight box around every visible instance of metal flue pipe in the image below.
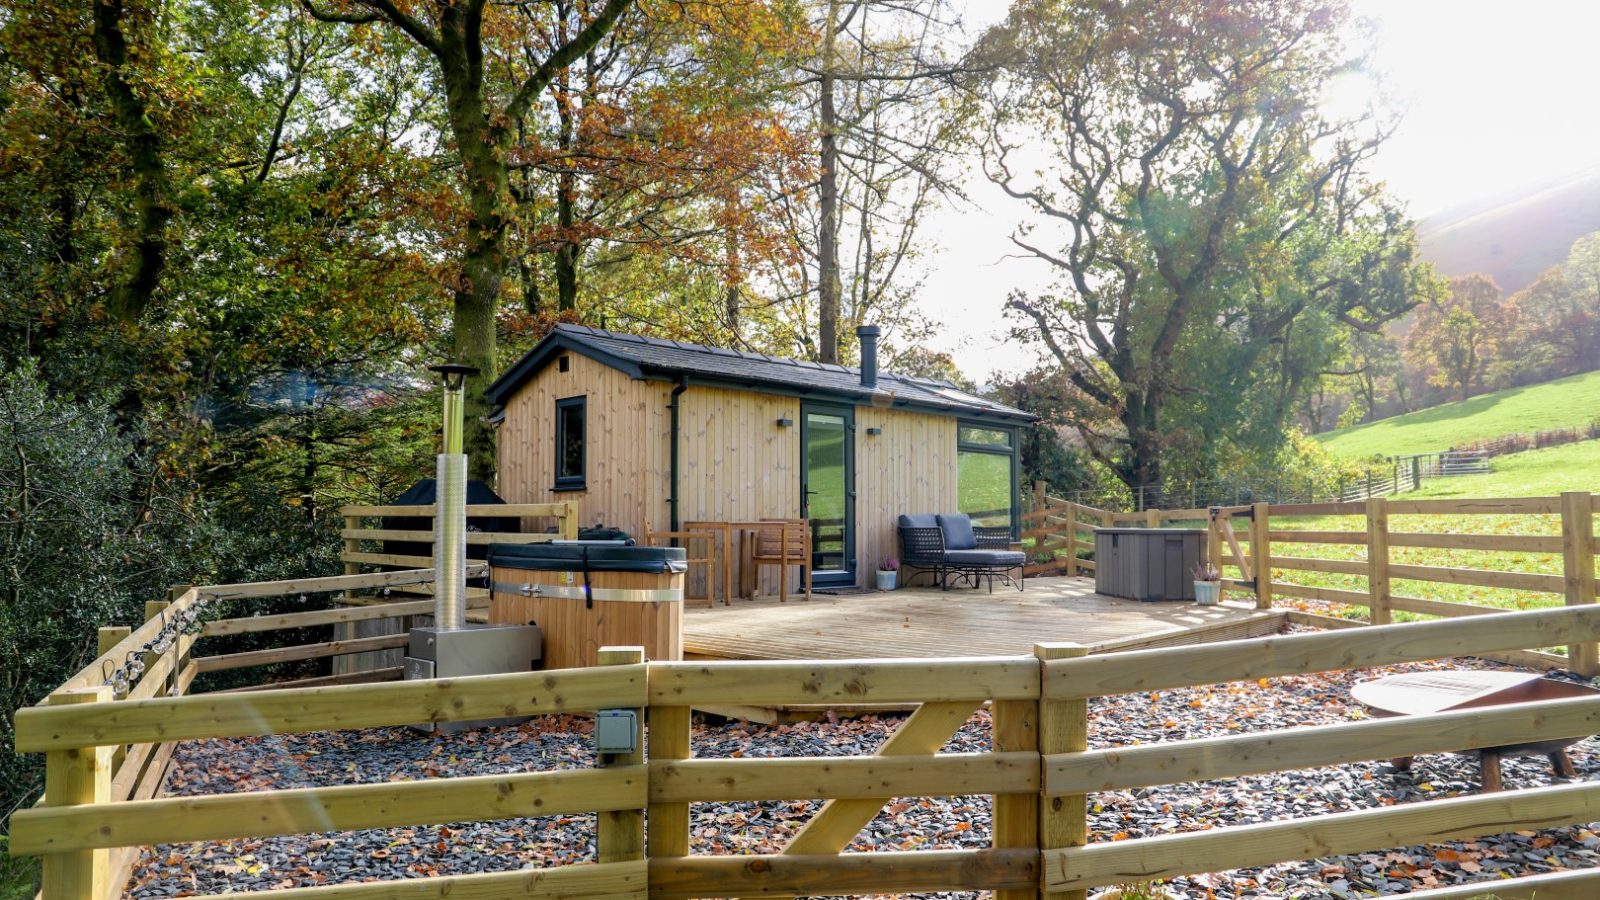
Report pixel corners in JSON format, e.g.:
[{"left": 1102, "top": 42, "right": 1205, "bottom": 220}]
[{"left": 429, "top": 364, "right": 478, "bottom": 631}]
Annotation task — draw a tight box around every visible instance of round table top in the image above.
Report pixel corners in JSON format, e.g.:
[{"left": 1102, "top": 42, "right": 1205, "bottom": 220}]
[{"left": 1351, "top": 670, "right": 1547, "bottom": 716}]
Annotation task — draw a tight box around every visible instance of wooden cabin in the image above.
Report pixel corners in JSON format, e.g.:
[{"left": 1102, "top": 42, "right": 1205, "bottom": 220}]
[{"left": 485, "top": 324, "right": 1035, "bottom": 591}]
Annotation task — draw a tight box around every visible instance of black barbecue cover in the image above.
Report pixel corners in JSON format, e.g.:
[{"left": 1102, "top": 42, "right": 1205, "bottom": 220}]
[{"left": 381, "top": 478, "right": 519, "bottom": 562}]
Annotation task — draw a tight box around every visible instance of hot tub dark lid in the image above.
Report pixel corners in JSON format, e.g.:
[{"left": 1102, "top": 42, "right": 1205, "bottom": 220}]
[{"left": 488, "top": 542, "right": 688, "bottom": 574}]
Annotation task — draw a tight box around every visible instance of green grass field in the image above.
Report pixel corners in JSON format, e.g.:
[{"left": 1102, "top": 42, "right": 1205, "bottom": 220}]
[
  {"left": 1404, "top": 440, "right": 1600, "bottom": 499},
  {"left": 1257, "top": 444, "right": 1599, "bottom": 625},
  {"left": 1316, "top": 369, "right": 1600, "bottom": 458}
]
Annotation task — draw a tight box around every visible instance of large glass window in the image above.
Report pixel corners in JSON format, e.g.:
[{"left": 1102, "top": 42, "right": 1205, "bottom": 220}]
[
  {"left": 554, "top": 396, "right": 586, "bottom": 490},
  {"left": 958, "top": 422, "right": 1018, "bottom": 532}
]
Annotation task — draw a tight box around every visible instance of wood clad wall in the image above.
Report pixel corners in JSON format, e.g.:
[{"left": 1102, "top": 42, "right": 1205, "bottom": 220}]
[
  {"left": 857, "top": 406, "right": 959, "bottom": 584},
  {"left": 496, "top": 352, "right": 670, "bottom": 534},
  {"left": 498, "top": 359, "right": 965, "bottom": 591},
  {"left": 678, "top": 387, "right": 802, "bottom": 594}
]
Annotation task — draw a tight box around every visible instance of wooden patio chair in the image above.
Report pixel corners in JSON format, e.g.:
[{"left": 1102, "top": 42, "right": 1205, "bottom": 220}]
[
  {"left": 643, "top": 521, "right": 720, "bottom": 607},
  {"left": 749, "top": 518, "right": 812, "bottom": 602}
]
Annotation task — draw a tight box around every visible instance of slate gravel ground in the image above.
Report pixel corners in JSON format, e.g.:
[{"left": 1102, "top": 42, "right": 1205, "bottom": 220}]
[{"left": 129, "top": 658, "right": 1600, "bottom": 899}]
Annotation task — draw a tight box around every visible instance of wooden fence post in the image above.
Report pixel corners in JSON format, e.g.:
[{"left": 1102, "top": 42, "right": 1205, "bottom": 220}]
[
  {"left": 1251, "top": 502, "right": 1271, "bottom": 609},
  {"left": 41, "top": 686, "right": 114, "bottom": 900},
  {"left": 1036, "top": 642, "right": 1088, "bottom": 900},
  {"left": 1145, "top": 508, "right": 1160, "bottom": 528},
  {"left": 992, "top": 693, "right": 1037, "bottom": 900},
  {"left": 338, "top": 515, "right": 362, "bottom": 677},
  {"left": 167, "top": 585, "right": 194, "bottom": 696},
  {"left": 1561, "top": 492, "right": 1597, "bottom": 676},
  {"left": 141, "top": 600, "right": 169, "bottom": 684},
  {"left": 1064, "top": 505, "right": 1078, "bottom": 577},
  {"left": 1206, "top": 510, "right": 1223, "bottom": 582},
  {"left": 343, "top": 513, "right": 361, "bottom": 577},
  {"left": 97, "top": 627, "right": 130, "bottom": 772},
  {"left": 647, "top": 682, "right": 692, "bottom": 863},
  {"left": 560, "top": 501, "right": 581, "bottom": 540},
  {"left": 1367, "top": 497, "right": 1391, "bottom": 625},
  {"left": 597, "top": 647, "right": 645, "bottom": 865}
]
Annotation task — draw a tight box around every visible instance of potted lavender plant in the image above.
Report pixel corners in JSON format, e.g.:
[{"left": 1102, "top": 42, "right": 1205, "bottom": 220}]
[
  {"left": 876, "top": 557, "right": 900, "bottom": 591},
  {"left": 1192, "top": 561, "right": 1221, "bottom": 606}
]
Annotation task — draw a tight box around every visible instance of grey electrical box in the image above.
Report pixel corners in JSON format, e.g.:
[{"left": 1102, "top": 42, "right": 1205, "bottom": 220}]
[{"left": 595, "top": 709, "right": 638, "bottom": 753}]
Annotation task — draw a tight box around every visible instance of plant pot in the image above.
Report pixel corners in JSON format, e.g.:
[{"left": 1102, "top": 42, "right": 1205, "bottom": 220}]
[
  {"left": 1194, "top": 580, "right": 1220, "bottom": 606},
  {"left": 876, "top": 570, "right": 897, "bottom": 591}
]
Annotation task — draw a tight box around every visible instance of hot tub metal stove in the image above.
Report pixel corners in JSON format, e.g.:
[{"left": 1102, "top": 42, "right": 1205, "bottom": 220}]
[{"left": 404, "top": 363, "right": 541, "bottom": 734}]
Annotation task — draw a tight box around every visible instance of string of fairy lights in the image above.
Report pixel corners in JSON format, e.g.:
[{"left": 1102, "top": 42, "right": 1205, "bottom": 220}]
[{"left": 97, "top": 588, "right": 402, "bottom": 694}]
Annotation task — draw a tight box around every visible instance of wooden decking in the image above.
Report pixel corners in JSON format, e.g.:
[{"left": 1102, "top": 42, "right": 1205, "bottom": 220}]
[{"left": 682, "top": 575, "right": 1285, "bottom": 661}]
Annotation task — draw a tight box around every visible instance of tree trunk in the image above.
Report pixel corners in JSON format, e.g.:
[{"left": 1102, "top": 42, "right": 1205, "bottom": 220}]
[
  {"left": 555, "top": 186, "right": 578, "bottom": 311},
  {"left": 454, "top": 264, "right": 499, "bottom": 483},
  {"left": 520, "top": 258, "right": 543, "bottom": 313},
  {"left": 91, "top": 0, "right": 171, "bottom": 324},
  {"left": 815, "top": 0, "right": 841, "bottom": 364},
  {"left": 1119, "top": 389, "right": 1163, "bottom": 509},
  {"left": 300, "top": 379, "right": 318, "bottom": 521},
  {"left": 439, "top": 30, "right": 509, "bottom": 483},
  {"left": 554, "top": 66, "right": 579, "bottom": 312}
]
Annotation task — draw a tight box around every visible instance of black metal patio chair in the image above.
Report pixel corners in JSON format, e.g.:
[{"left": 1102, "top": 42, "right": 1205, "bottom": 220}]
[{"left": 896, "top": 513, "right": 1025, "bottom": 592}]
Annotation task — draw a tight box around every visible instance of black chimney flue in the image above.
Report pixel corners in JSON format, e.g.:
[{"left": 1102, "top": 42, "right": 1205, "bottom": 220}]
[{"left": 857, "top": 325, "right": 880, "bottom": 389}]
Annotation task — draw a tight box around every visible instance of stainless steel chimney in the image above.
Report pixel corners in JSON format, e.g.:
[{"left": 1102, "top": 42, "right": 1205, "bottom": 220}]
[
  {"left": 405, "top": 362, "right": 542, "bottom": 734},
  {"left": 429, "top": 363, "right": 477, "bottom": 631}
]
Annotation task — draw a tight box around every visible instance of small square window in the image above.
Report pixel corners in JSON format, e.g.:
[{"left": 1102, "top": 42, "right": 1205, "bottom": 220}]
[
  {"left": 558, "top": 355, "right": 570, "bottom": 373},
  {"left": 554, "top": 396, "right": 586, "bottom": 491}
]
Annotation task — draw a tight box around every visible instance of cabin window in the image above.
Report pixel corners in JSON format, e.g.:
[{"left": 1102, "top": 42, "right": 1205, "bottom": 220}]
[
  {"left": 957, "top": 422, "right": 1018, "bottom": 533},
  {"left": 554, "top": 396, "right": 586, "bottom": 491}
]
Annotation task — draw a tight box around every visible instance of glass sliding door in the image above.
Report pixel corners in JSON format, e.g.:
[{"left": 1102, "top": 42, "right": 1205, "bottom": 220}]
[{"left": 801, "top": 404, "right": 855, "bottom": 586}]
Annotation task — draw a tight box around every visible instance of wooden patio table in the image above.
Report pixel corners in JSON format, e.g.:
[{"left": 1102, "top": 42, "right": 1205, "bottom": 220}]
[
  {"left": 1351, "top": 669, "right": 1597, "bottom": 791},
  {"left": 683, "top": 520, "right": 808, "bottom": 602}
]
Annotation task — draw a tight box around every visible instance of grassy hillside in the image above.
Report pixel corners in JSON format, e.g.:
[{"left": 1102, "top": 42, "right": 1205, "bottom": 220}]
[
  {"left": 1419, "top": 164, "right": 1600, "bottom": 294},
  {"left": 1317, "top": 369, "right": 1600, "bottom": 458}
]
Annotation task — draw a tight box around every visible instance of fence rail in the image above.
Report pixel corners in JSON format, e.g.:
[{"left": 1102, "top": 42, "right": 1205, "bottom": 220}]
[
  {"left": 337, "top": 501, "right": 580, "bottom": 572},
  {"left": 1021, "top": 487, "right": 1600, "bottom": 676},
  {"left": 16, "top": 596, "right": 1600, "bottom": 899}
]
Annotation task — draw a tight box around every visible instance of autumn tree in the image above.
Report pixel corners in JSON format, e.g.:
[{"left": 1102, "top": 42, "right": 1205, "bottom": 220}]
[
  {"left": 300, "top": 0, "right": 634, "bottom": 479},
  {"left": 1504, "top": 232, "right": 1600, "bottom": 382},
  {"left": 1406, "top": 274, "right": 1509, "bottom": 401},
  {"left": 969, "top": 0, "right": 1426, "bottom": 498},
  {"left": 770, "top": 0, "right": 966, "bottom": 363},
  {"left": 507, "top": 1, "right": 811, "bottom": 349}
]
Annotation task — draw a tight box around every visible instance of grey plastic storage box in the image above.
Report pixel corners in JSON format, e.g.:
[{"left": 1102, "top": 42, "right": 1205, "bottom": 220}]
[{"left": 1093, "top": 528, "right": 1206, "bottom": 602}]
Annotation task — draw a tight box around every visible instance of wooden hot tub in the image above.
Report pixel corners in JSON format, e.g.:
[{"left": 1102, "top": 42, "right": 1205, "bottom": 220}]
[{"left": 488, "top": 543, "right": 686, "bottom": 670}]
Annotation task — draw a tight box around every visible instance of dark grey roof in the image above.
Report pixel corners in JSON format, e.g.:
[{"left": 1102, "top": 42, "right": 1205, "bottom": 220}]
[{"left": 487, "top": 324, "right": 1034, "bottom": 423}]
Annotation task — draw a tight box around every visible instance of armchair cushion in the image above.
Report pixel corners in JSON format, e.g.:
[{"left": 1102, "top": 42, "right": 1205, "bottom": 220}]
[
  {"left": 945, "top": 549, "right": 1026, "bottom": 566},
  {"left": 897, "top": 514, "right": 939, "bottom": 529},
  {"left": 936, "top": 513, "right": 977, "bottom": 551}
]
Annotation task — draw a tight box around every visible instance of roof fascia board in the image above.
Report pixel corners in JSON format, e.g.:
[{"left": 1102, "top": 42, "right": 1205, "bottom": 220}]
[{"left": 652, "top": 371, "right": 1034, "bottom": 423}]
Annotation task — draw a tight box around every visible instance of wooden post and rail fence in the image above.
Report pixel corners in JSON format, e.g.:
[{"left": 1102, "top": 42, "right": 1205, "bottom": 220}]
[
  {"left": 17, "top": 596, "right": 1600, "bottom": 899},
  {"left": 1025, "top": 487, "right": 1600, "bottom": 677},
  {"left": 338, "top": 500, "right": 580, "bottom": 571}
]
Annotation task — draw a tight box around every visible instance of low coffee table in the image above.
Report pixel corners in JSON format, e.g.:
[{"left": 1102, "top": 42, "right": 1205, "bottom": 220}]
[{"left": 1351, "top": 669, "right": 1596, "bottom": 792}]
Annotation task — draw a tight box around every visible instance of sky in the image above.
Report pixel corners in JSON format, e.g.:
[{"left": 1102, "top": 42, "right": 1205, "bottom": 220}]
[{"left": 918, "top": 0, "right": 1600, "bottom": 383}]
